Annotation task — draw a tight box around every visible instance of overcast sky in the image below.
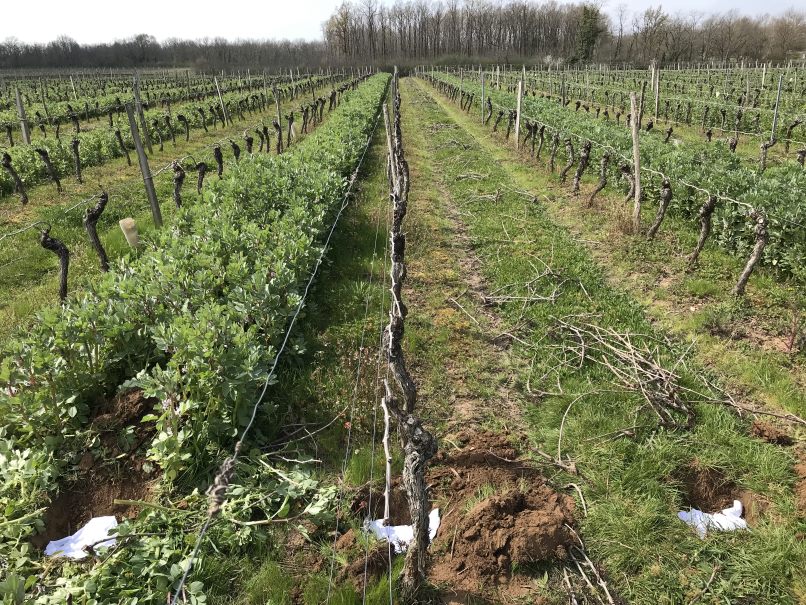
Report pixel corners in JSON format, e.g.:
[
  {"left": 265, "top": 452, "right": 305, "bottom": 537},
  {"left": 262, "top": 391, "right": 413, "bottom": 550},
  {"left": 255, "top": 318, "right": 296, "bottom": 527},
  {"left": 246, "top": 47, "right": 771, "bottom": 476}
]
[{"left": 0, "top": 0, "right": 800, "bottom": 45}]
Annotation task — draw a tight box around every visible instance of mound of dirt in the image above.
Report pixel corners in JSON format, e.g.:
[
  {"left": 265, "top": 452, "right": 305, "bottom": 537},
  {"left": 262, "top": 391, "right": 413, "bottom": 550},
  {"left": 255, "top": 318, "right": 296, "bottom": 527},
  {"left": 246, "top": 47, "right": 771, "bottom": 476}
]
[
  {"left": 431, "top": 487, "right": 574, "bottom": 592},
  {"left": 751, "top": 420, "right": 794, "bottom": 446},
  {"left": 428, "top": 431, "right": 575, "bottom": 598},
  {"left": 31, "top": 389, "right": 157, "bottom": 550}
]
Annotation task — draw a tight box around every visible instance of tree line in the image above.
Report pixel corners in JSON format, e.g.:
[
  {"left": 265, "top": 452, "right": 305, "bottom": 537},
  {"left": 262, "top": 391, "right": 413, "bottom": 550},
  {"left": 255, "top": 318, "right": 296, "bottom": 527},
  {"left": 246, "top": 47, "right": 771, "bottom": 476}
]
[
  {"left": 1, "top": 2, "right": 804, "bottom": 70},
  {"left": 323, "top": 1, "right": 806, "bottom": 65},
  {"left": 0, "top": 35, "right": 327, "bottom": 71}
]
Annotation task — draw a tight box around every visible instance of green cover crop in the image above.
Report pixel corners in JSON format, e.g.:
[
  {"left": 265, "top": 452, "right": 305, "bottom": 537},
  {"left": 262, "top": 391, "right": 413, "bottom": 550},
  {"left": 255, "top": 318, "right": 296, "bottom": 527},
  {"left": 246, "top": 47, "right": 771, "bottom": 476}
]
[{"left": 0, "top": 73, "right": 388, "bottom": 604}]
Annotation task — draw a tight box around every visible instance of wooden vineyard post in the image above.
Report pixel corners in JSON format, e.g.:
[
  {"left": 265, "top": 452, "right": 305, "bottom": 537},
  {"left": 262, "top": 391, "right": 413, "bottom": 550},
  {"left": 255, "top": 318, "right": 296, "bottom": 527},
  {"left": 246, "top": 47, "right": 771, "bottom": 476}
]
[
  {"left": 638, "top": 80, "right": 647, "bottom": 129},
  {"left": 132, "top": 74, "right": 153, "bottom": 154},
  {"left": 481, "top": 70, "right": 485, "bottom": 125},
  {"left": 69, "top": 75, "right": 78, "bottom": 101},
  {"left": 125, "top": 103, "right": 162, "bottom": 228},
  {"left": 629, "top": 92, "right": 642, "bottom": 232},
  {"left": 15, "top": 88, "right": 31, "bottom": 145},
  {"left": 654, "top": 68, "right": 660, "bottom": 121},
  {"left": 771, "top": 74, "right": 783, "bottom": 141},
  {"left": 39, "top": 79, "right": 51, "bottom": 126},
  {"left": 274, "top": 87, "right": 283, "bottom": 150},
  {"left": 460, "top": 68, "right": 463, "bottom": 98},
  {"left": 515, "top": 78, "right": 523, "bottom": 150},
  {"left": 214, "top": 76, "right": 230, "bottom": 126},
  {"left": 561, "top": 73, "right": 567, "bottom": 106}
]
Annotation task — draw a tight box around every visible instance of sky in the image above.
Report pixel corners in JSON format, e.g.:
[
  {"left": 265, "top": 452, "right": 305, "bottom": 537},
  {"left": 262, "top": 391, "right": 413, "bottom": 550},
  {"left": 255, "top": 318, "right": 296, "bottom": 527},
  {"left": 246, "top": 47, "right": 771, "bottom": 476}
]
[{"left": 0, "top": 0, "right": 800, "bottom": 45}]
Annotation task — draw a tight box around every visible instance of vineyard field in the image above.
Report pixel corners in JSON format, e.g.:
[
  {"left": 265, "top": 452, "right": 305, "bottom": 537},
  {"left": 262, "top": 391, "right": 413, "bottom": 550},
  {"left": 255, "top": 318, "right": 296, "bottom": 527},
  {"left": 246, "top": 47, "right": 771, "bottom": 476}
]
[{"left": 1, "top": 18, "right": 805, "bottom": 605}]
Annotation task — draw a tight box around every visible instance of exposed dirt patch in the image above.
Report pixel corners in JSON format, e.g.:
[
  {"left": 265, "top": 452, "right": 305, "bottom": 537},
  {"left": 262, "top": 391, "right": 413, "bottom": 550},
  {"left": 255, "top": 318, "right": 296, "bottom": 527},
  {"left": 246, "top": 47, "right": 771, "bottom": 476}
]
[
  {"left": 352, "top": 480, "right": 412, "bottom": 525},
  {"left": 92, "top": 387, "right": 154, "bottom": 426},
  {"left": 795, "top": 448, "right": 806, "bottom": 516},
  {"left": 31, "top": 389, "right": 158, "bottom": 550},
  {"left": 344, "top": 543, "right": 392, "bottom": 590},
  {"left": 674, "top": 461, "right": 767, "bottom": 524},
  {"left": 285, "top": 519, "right": 320, "bottom": 552},
  {"left": 751, "top": 420, "right": 794, "bottom": 446},
  {"left": 31, "top": 464, "right": 154, "bottom": 549},
  {"left": 428, "top": 431, "right": 575, "bottom": 601},
  {"left": 677, "top": 462, "right": 739, "bottom": 511}
]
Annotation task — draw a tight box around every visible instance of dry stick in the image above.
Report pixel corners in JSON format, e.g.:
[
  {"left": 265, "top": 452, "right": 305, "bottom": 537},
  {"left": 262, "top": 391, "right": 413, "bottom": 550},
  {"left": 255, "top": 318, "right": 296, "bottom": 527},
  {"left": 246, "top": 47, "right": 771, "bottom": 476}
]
[
  {"left": 40, "top": 227, "right": 69, "bottom": 301},
  {"left": 572, "top": 140, "right": 592, "bottom": 194},
  {"left": 688, "top": 566, "right": 721, "bottom": 605},
  {"left": 35, "top": 148, "right": 61, "bottom": 193},
  {"left": 732, "top": 209, "right": 768, "bottom": 296},
  {"left": 687, "top": 195, "right": 718, "bottom": 268},
  {"left": 629, "top": 92, "right": 642, "bottom": 232},
  {"left": 563, "top": 567, "right": 581, "bottom": 605},
  {"left": 114, "top": 129, "right": 131, "bottom": 166},
  {"left": 587, "top": 152, "right": 610, "bottom": 206},
  {"left": 646, "top": 179, "right": 672, "bottom": 240},
  {"left": 71, "top": 137, "right": 82, "bottom": 184},
  {"left": 559, "top": 137, "right": 575, "bottom": 183},
  {"left": 83, "top": 193, "right": 109, "bottom": 272},
  {"left": 172, "top": 162, "right": 186, "bottom": 208},
  {"left": 195, "top": 162, "right": 208, "bottom": 193},
  {"left": 1, "top": 152, "right": 27, "bottom": 204}
]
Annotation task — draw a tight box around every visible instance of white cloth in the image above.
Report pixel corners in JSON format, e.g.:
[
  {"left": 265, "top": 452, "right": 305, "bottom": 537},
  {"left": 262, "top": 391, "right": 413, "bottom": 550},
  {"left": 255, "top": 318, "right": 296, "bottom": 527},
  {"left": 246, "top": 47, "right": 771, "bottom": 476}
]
[
  {"left": 367, "top": 508, "right": 441, "bottom": 553},
  {"left": 678, "top": 500, "right": 747, "bottom": 538},
  {"left": 45, "top": 516, "right": 118, "bottom": 559}
]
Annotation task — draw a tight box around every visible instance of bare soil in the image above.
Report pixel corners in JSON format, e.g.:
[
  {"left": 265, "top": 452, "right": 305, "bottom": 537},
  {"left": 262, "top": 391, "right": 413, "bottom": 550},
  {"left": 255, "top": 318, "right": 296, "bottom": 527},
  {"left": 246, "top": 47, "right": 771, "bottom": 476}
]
[
  {"left": 795, "top": 447, "right": 806, "bottom": 516},
  {"left": 30, "top": 388, "right": 157, "bottom": 550},
  {"left": 674, "top": 460, "right": 767, "bottom": 524},
  {"left": 427, "top": 431, "right": 575, "bottom": 602},
  {"left": 750, "top": 420, "right": 795, "bottom": 446}
]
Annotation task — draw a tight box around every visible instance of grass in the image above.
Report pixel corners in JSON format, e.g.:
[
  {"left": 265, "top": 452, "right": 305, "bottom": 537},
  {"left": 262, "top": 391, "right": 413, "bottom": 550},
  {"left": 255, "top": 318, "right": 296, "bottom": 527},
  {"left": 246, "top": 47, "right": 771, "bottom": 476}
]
[{"left": 400, "top": 76, "right": 804, "bottom": 604}]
